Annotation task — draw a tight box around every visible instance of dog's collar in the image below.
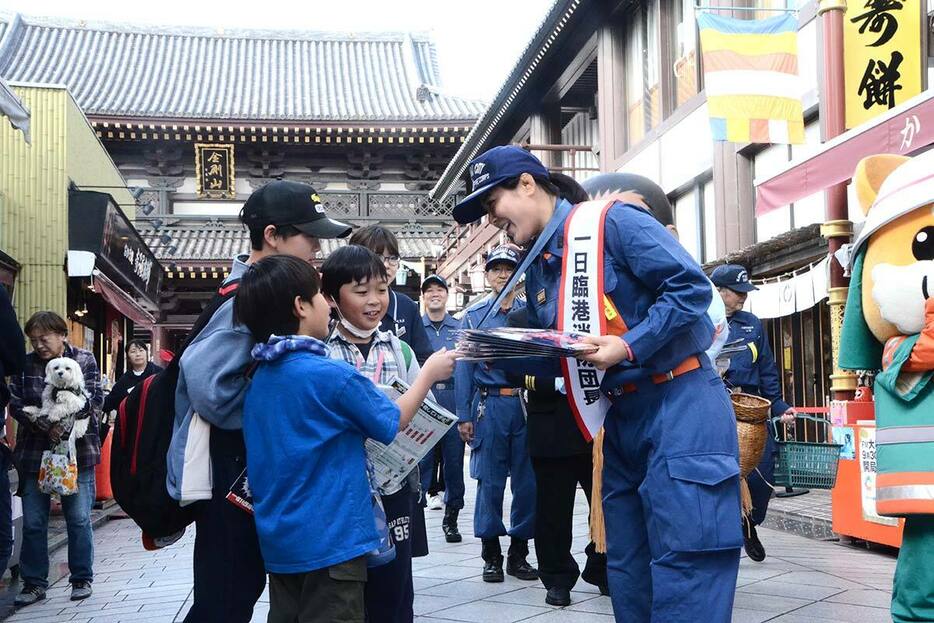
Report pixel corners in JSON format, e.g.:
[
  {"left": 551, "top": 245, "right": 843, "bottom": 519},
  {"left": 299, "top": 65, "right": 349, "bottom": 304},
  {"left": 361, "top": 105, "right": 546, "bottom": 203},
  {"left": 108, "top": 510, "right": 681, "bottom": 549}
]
[{"left": 51, "top": 386, "right": 84, "bottom": 399}]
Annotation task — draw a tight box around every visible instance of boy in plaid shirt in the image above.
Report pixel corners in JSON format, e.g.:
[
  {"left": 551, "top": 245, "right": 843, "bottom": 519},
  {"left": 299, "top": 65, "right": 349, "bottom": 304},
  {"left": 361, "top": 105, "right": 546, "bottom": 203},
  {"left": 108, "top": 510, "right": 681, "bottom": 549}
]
[{"left": 9, "top": 311, "right": 102, "bottom": 606}]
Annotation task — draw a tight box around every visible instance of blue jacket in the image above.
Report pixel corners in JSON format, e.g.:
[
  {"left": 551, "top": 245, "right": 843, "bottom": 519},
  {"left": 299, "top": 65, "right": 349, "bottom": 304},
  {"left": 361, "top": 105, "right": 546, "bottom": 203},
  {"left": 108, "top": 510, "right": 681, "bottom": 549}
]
[
  {"left": 524, "top": 199, "right": 715, "bottom": 390},
  {"left": 380, "top": 290, "right": 434, "bottom": 364},
  {"left": 422, "top": 312, "right": 458, "bottom": 413},
  {"left": 723, "top": 310, "right": 791, "bottom": 417},
  {"left": 454, "top": 296, "right": 527, "bottom": 423}
]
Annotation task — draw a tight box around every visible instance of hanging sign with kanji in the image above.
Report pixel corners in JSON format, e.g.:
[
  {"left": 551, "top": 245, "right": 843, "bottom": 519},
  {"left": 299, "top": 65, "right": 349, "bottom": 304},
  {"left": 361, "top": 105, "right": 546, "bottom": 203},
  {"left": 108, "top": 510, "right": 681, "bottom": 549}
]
[
  {"left": 844, "top": 0, "right": 922, "bottom": 129},
  {"left": 195, "top": 143, "right": 236, "bottom": 199}
]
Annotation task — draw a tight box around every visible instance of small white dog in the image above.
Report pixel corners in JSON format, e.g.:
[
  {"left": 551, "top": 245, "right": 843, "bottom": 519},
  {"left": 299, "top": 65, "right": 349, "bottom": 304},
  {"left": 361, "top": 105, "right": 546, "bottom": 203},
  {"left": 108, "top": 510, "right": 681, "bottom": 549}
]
[{"left": 23, "top": 357, "right": 91, "bottom": 439}]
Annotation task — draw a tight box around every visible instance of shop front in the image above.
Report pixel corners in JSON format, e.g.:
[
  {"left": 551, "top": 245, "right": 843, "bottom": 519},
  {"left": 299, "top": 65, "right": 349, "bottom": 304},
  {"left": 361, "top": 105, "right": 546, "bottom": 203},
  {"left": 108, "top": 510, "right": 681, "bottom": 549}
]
[{"left": 67, "top": 190, "right": 162, "bottom": 386}]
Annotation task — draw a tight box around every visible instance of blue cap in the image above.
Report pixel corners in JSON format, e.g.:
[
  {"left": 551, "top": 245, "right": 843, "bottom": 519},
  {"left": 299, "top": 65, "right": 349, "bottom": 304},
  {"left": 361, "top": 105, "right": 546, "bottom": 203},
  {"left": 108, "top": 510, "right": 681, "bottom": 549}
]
[
  {"left": 485, "top": 244, "right": 521, "bottom": 270},
  {"left": 453, "top": 146, "right": 550, "bottom": 225},
  {"left": 421, "top": 274, "right": 448, "bottom": 291},
  {"left": 710, "top": 264, "right": 758, "bottom": 293}
]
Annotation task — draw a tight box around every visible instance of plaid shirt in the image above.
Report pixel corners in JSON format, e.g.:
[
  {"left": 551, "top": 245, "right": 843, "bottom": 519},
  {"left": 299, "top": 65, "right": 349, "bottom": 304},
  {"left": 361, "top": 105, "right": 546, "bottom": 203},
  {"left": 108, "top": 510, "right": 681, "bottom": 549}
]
[
  {"left": 9, "top": 343, "right": 103, "bottom": 473},
  {"left": 328, "top": 330, "right": 420, "bottom": 495}
]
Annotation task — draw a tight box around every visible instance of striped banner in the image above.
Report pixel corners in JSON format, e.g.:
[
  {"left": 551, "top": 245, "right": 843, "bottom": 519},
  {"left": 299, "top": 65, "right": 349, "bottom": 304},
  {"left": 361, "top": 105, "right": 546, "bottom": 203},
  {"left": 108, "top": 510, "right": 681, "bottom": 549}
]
[{"left": 698, "top": 12, "right": 805, "bottom": 144}]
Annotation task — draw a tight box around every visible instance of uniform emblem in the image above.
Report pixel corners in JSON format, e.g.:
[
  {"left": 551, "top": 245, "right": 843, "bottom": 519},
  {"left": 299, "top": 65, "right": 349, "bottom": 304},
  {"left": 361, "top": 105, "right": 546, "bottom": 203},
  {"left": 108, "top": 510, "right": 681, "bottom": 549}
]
[{"left": 537, "top": 289, "right": 546, "bottom": 304}]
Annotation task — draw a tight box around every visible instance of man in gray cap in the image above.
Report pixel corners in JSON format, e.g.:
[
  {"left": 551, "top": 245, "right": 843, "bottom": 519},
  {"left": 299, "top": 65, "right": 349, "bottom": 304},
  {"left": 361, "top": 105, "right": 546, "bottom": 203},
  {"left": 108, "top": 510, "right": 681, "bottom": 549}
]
[{"left": 711, "top": 264, "right": 795, "bottom": 563}]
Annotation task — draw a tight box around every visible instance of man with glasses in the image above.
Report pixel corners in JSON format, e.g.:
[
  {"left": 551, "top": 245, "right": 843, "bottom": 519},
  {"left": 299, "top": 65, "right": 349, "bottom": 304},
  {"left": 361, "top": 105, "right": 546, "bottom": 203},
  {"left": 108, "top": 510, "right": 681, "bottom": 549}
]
[
  {"left": 455, "top": 245, "right": 538, "bottom": 583},
  {"left": 9, "top": 311, "right": 103, "bottom": 607}
]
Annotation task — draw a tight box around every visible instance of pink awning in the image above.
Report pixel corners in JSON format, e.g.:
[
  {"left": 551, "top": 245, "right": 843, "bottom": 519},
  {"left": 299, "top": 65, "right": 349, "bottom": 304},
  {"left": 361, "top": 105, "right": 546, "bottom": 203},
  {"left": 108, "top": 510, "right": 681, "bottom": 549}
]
[
  {"left": 755, "top": 90, "right": 934, "bottom": 216},
  {"left": 92, "top": 270, "right": 156, "bottom": 327}
]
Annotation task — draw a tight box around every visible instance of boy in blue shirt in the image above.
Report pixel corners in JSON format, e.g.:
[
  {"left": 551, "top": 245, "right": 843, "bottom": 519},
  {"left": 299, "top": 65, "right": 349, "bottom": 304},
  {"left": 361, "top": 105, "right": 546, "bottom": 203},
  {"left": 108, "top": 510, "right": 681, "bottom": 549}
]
[{"left": 234, "top": 255, "right": 453, "bottom": 623}]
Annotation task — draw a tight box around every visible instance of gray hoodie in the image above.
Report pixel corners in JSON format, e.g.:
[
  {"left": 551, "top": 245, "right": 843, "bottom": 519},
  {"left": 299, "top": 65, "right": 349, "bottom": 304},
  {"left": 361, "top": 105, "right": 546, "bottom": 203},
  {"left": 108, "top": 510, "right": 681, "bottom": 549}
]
[{"left": 166, "top": 256, "right": 253, "bottom": 502}]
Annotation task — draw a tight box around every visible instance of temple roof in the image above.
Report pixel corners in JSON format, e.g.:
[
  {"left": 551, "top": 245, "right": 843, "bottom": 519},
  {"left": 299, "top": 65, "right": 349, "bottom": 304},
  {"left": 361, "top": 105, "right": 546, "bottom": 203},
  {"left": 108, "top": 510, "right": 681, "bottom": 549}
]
[{"left": 0, "top": 13, "right": 484, "bottom": 123}]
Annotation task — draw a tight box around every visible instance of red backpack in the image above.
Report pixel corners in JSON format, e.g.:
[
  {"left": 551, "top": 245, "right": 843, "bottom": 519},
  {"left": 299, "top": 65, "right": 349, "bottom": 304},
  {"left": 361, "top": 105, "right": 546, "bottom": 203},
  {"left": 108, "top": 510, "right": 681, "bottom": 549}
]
[{"left": 111, "top": 280, "right": 240, "bottom": 541}]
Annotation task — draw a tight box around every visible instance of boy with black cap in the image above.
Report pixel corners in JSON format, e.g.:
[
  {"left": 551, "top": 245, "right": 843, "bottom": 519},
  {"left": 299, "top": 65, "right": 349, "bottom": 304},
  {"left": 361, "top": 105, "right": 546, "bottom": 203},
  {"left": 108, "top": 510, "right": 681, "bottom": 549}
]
[
  {"left": 418, "top": 274, "right": 465, "bottom": 541},
  {"left": 455, "top": 245, "right": 538, "bottom": 583},
  {"left": 710, "top": 264, "right": 795, "bottom": 563},
  {"left": 167, "top": 181, "right": 352, "bottom": 623}
]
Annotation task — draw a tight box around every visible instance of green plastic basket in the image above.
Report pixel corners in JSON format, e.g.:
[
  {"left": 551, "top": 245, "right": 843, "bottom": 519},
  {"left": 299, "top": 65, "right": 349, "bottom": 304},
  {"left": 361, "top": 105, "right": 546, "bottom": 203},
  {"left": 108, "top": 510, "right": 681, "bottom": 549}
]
[{"left": 771, "top": 415, "right": 843, "bottom": 490}]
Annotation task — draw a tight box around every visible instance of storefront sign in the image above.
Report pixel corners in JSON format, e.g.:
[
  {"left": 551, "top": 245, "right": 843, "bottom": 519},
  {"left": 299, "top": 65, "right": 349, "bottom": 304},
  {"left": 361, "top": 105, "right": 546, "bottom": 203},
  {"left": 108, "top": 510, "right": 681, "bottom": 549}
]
[
  {"left": 69, "top": 191, "right": 162, "bottom": 308},
  {"left": 844, "top": 0, "right": 922, "bottom": 129},
  {"left": 858, "top": 427, "right": 899, "bottom": 526},
  {"left": 195, "top": 143, "right": 236, "bottom": 199}
]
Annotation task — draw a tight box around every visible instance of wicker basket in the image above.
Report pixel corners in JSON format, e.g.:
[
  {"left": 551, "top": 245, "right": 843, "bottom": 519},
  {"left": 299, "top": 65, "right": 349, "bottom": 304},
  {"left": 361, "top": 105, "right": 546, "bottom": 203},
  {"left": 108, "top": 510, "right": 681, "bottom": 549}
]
[
  {"left": 736, "top": 420, "right": 768, "bottom": 477},
  {"left": 731, "top": 392, "right": 771, "bottom": 424}
]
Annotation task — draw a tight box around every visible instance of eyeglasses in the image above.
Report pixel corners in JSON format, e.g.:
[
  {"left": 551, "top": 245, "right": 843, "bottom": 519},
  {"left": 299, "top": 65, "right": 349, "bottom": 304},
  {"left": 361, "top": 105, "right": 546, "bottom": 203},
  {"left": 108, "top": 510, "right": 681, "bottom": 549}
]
[{"left": 381, "top": 255, "right": 400, "bottom": 266}]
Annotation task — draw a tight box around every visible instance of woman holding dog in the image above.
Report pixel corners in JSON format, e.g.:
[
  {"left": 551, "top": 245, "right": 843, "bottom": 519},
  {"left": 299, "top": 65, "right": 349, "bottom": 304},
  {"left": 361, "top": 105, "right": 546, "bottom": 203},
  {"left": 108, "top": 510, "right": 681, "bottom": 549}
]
[
  {"left": 451, "top": 146, "right": 742, "bottom": 623},
  {"left": 8, "top": 311, "right": 103, "bottom": 607}
]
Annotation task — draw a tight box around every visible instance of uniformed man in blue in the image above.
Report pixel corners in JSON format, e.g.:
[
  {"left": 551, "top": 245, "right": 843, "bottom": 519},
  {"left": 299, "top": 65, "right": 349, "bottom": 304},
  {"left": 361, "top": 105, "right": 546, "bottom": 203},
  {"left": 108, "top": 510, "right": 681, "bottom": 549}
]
[
  {"left": 455, "top": 245, "right": 539, "bottom": 584},
  {"left": 711, "top": 264, "right": 795, "bottom": 563},
  {"left": 453, "top": 145, "right": 741, "bottom": 623},
  {"left": 418, "top": 274, "right": 466, "bottom": 543}
]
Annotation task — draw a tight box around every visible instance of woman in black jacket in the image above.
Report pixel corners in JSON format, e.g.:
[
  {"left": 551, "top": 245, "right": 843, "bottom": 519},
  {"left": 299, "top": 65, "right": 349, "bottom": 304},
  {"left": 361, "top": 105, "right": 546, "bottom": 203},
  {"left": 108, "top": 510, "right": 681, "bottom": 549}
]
[{"left": 101, "top": 340, "right": 162, "bottom": 438}]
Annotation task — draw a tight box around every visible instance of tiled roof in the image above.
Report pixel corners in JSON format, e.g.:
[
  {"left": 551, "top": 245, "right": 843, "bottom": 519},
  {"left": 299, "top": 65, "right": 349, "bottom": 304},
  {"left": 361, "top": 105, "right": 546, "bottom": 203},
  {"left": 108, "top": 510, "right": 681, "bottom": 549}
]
[
  {"left": 0, "top": 13, "right": 485, "bottom": 122},
  {"left": 136, "top": 221, "right": 445, "bottom": 263}
]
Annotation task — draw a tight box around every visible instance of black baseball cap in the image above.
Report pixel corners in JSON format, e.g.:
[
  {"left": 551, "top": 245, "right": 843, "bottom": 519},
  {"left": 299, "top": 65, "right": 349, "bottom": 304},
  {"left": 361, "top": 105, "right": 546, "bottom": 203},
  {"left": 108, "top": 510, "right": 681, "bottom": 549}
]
[
  {"left": 710, "top": 264, "right": 758, "bottom": 293},
  {"left": 421, "top": 274, "right": 448, "bottom": 291},
  {"left": 239, "top": 180, "right": 352, "bottom": 239}
]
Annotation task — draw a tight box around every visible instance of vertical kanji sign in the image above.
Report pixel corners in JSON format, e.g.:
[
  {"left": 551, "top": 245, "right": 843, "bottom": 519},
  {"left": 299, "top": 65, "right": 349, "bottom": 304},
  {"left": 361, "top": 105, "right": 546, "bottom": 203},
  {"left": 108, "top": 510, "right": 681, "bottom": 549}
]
[
  {"left": 195, "top": 144, "right": 236, "bottom": 199},
  {"left": 844, "top": 0, "right": 922, "bottom": 129}
]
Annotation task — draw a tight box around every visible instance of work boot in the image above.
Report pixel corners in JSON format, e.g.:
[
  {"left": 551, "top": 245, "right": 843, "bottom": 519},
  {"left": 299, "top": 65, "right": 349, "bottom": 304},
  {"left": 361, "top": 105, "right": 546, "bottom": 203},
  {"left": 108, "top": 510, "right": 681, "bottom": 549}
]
[
  {"left": 505, "top": 537, "right": 539, "bottom": 581},
  {"left": 481, "top": 538, "right": 504, "bottom": 582},
  {"left": 545, "top": 587, "right": 571, "bottom": 607},
  {"left": 442, "top": 508, "right": 462, "bottom": 543},
  {"left": 743, "top": 518, "right": 766, "bottom": 562}
]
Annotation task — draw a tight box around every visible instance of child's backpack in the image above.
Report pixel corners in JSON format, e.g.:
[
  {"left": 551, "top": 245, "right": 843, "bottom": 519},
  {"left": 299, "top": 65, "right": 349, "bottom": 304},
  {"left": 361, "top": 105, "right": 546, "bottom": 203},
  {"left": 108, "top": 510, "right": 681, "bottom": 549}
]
[{"left": 111, "top": 280, "right": 240, "bottom": 542}]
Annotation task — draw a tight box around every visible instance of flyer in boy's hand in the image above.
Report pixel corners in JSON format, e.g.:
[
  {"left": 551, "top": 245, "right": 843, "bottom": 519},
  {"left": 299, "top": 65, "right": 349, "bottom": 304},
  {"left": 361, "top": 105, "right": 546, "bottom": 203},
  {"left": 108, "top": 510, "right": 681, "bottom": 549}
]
[
  {"left": 455, "top": 327, "right": 599, "bottom": 361},
  {"left": 368, "top": 377, "right": 458, "bottom": 492}
]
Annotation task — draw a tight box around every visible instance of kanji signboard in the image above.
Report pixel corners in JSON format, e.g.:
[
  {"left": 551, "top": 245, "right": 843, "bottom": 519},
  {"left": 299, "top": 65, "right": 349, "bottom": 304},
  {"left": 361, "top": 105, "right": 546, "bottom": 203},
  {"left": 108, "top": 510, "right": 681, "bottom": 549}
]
[
  {"left": 195, "top": 143, "right": 236, "bottom": 199},
  {"left": 844, "top": 0, "right": 922, "bottom": 129}
]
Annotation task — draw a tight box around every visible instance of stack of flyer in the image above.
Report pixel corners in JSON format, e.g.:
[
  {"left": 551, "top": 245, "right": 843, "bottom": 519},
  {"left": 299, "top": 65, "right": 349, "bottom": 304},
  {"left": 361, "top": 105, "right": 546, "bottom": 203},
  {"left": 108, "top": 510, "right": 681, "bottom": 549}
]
[{"left": 455, "top": 327, "right": 598, "bottom": 361}]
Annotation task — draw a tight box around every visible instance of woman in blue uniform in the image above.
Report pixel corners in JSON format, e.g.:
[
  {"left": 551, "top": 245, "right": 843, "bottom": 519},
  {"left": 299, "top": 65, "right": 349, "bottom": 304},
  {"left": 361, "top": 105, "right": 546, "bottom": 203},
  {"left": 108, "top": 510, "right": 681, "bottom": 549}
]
[{"left": 452, "top": 146, "right": 742, "bottom": 623}]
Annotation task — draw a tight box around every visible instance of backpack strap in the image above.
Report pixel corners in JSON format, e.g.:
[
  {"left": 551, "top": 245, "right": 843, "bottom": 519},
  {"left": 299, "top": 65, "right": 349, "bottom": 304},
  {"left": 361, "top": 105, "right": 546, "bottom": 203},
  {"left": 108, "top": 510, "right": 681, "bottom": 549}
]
[{"left": 399, "top": 340, "right": 413, "bottom": 371}]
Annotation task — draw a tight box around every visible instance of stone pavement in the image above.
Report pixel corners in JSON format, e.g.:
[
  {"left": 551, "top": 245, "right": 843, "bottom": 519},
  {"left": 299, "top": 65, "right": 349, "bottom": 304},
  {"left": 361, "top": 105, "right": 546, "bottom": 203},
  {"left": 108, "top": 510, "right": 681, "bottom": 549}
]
[{"left": 0, "top": 476, "right": 897, "bottom": 623}]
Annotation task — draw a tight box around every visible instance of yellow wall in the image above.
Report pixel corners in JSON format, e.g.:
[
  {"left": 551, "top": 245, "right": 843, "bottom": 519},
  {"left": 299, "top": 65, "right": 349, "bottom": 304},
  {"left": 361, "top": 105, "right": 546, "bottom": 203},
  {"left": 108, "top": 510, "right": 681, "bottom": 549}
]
[{"left": 0, "top": 85, "right": 133, "bottom": 323}]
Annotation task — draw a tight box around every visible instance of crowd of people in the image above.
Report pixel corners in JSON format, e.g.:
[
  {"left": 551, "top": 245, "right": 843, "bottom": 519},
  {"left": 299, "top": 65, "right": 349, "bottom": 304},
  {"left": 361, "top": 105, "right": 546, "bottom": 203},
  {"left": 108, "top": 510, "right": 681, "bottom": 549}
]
[{"left": 0, "top": 146, "right": 796, "bottom": 623}]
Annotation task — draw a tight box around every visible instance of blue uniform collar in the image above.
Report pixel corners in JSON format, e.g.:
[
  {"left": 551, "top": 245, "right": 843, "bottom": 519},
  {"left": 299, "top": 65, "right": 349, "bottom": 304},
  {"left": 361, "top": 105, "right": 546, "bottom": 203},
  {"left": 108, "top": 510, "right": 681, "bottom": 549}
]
[
  {"left": 541, "top": 198, "right": 574, "bottom": 259},
  {"left": 422, "top": 313, "right": 458, "bottom": 329}
]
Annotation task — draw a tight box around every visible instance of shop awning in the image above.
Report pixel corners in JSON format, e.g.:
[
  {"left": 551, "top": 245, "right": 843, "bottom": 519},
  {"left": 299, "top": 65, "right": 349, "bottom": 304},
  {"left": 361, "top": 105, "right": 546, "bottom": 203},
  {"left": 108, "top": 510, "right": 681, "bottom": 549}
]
[
  {"left": 0, "top": 77, "right": 30, "bottom": 144},
  {"left": 92, "top": 270, "right": 156, "bottom": 327},
  {"left": 755, "top": 89, "right": 934, "bottom": 216},
  {"left": 68, "top": 190, "right": 162, "bottom": 314}
]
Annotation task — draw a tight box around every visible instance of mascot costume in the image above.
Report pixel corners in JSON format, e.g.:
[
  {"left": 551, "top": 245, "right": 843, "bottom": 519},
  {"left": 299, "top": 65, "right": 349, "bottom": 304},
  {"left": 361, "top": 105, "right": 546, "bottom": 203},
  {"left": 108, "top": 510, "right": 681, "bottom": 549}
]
[{"left": 840, "top": 151, "right": 934, "bottom": 622}]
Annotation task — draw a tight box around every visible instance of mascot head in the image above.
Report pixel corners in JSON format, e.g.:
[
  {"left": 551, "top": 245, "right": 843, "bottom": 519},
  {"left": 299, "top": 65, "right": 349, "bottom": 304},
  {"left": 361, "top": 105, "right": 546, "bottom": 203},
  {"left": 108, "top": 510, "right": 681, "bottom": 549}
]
[{"left": 841, "top": 151, "right": 934, "bottom": 369}]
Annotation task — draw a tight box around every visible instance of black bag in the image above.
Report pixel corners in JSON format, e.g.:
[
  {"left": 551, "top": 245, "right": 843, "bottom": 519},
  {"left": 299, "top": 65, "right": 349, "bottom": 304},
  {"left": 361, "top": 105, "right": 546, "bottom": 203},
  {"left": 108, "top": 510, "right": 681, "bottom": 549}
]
[{"left": 111, "top": 280, "right": 240, "bottom": 539}]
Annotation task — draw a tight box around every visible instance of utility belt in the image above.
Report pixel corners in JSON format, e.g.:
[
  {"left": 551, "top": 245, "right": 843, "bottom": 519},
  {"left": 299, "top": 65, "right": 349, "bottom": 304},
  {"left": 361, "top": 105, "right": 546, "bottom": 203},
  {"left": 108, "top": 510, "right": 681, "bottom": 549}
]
[
  {"left": 476, "top": 386, "right": 524, "bottom": 422},
  {"left": 478, "top": 386, "right": 523, "bottom": 398},
  {"left": 605, "top": 356, "right": 702, "bottom": 398}
]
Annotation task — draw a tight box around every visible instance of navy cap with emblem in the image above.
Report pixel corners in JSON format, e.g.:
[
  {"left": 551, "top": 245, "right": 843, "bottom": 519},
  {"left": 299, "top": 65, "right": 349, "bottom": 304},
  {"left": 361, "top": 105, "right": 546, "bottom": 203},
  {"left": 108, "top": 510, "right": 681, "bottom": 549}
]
[
  {"left": 485, "top": 245, "right": 521, "bottom": 271},
  {"left": 239, "top": 180, "right": 352, "bottom": 239},
  {"left": 710, "top": 264, "right": 758, "bottom": 293},
  {"left": 421, "top": 274, "right": 448, "bottom": 292},
  {"left": 453, "top": 146, "right": 550, "bottom": 225}
]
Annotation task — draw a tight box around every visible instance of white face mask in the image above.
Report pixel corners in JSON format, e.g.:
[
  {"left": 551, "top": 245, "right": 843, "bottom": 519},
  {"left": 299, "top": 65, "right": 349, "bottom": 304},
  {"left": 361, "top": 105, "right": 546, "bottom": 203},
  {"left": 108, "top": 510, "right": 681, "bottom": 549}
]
[{"left": 340, "top": 317, "right": 378, "bottom": 339}]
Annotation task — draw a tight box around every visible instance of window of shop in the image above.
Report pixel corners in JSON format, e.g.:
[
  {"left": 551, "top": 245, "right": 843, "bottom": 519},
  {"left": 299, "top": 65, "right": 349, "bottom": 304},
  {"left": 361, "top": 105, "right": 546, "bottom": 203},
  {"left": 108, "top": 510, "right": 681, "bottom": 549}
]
[
  {"left": 624, "top": 1, "right": 661, "bottom": 148},
  {"left": 672, "top": 176, "right": 716, "bottom": 263},
  {"left": 672, "top": 0, "right": 700, "bottom": 107}
]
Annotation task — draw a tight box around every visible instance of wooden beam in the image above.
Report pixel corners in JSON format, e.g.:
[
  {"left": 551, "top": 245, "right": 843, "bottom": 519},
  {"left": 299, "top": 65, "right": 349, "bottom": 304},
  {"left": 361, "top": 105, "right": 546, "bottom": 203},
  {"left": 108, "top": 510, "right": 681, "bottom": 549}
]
[{"left": 597, "top": 19, "right": 627, "bottom": 170}]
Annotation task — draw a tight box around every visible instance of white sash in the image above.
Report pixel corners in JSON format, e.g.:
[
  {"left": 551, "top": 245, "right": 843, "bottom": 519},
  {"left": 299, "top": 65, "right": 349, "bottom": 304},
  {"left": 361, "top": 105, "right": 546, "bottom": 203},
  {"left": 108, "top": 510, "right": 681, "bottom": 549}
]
[{"left": 558, "top": 200, "right": 614, "bottom": 441}]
